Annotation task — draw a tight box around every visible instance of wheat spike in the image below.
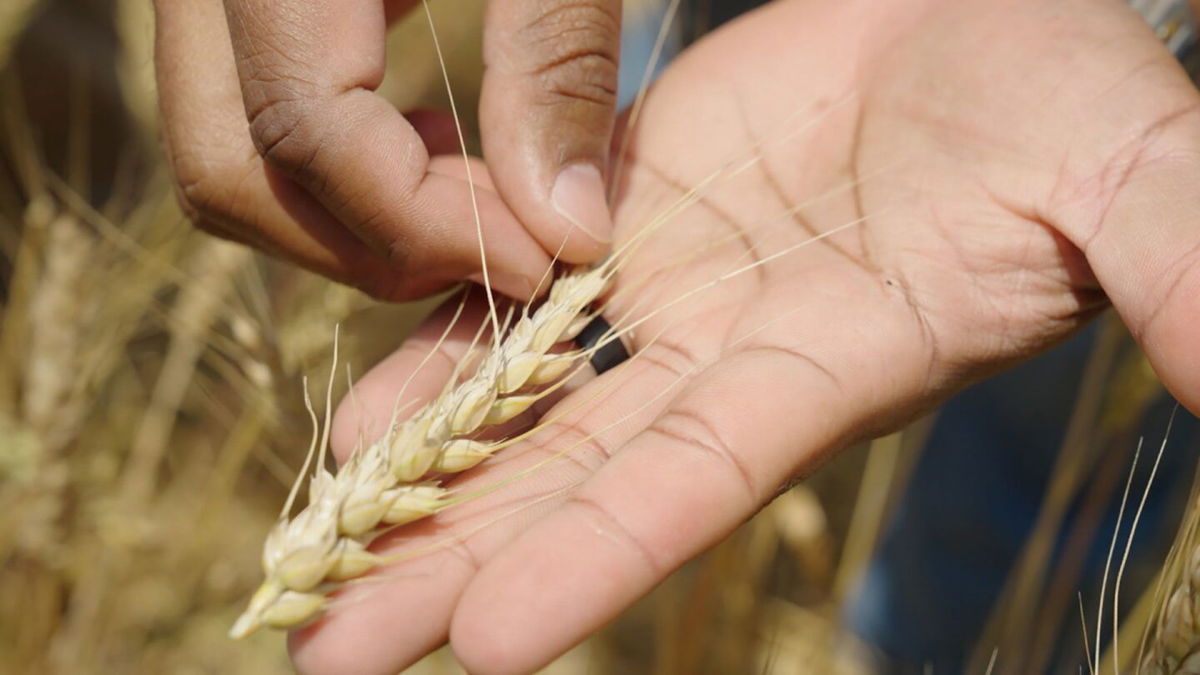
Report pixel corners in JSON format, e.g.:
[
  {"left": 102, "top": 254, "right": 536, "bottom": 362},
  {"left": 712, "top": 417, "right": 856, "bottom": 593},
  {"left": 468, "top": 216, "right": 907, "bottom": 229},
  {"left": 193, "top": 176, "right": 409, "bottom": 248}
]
[{"left": 229, "top": 262, "right": 615, "bottom": 638}]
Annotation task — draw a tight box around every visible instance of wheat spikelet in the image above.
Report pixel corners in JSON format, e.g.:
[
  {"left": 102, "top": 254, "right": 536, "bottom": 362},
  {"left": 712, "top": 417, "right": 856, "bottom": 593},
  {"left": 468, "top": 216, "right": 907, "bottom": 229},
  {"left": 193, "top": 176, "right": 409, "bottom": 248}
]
[{"left": 1141, "top": 490, "right": 1200, "bottom": 675}]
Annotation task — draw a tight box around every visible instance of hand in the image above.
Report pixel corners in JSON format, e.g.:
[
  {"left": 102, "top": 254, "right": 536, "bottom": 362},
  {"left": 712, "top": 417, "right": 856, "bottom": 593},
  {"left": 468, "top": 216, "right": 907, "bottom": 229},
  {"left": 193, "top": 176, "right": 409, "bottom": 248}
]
[
  {"left": 289, "top": 0, "right": 1200, "bottom": 672},
  {"left": 153, "top": 0, "right": 621, "bottom": 300}
]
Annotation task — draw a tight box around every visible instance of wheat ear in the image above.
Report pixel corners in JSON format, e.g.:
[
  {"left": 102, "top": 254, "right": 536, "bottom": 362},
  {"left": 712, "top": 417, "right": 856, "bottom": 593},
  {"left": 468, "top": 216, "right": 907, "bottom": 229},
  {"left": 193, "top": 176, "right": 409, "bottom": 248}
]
[{"left": 229, "top": 262, "right": 615, "bottom": 638}]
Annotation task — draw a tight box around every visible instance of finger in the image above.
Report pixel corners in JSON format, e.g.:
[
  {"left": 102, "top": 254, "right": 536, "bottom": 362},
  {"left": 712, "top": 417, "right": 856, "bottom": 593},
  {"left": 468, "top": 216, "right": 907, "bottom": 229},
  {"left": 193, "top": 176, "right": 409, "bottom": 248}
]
[
  {"left": 222, "top": 0, "right": 551, "bottom": 298},
  {"left": 1044, "top": 49, "right": 1200, "bottom": 414},
  {"left": 291, "top": 336, "right": 701, "bottom": 675},
  {"left": 154, "top": 0, "right": 422, "bottom": 298},
  {"left": 1070, "top": 130, "right": 1200, "bottom": 413},
  {"left": 480, "top": 0, "right": 621, "bottom": 262},
  {"left": 447, "top": 310, "right": 930, "bottom": 674}
]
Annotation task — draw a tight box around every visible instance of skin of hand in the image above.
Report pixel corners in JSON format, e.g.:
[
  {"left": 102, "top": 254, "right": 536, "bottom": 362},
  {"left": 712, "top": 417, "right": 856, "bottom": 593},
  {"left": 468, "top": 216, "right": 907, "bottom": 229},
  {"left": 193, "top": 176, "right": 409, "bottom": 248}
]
[
  {"left": 153, "top": 0, "right": 620, "bottom": 301},
  {"left": 287, "top": 0, "right": 1200, "bottom": 673}
]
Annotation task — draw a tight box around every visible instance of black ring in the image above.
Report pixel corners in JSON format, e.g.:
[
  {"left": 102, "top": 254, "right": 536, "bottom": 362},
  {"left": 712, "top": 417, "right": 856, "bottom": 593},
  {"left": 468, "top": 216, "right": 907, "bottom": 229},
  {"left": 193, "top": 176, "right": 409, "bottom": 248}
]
[{"left": 574, "top": 315, "right": 630, "bottom": 374}]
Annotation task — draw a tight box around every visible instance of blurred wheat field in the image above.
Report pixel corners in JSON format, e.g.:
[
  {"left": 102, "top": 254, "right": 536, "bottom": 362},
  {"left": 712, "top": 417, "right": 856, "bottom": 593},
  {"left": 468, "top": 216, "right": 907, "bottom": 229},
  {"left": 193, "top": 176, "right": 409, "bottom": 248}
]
[{"left": 3, "top": 1, "right": 1200, "bottom": 674}]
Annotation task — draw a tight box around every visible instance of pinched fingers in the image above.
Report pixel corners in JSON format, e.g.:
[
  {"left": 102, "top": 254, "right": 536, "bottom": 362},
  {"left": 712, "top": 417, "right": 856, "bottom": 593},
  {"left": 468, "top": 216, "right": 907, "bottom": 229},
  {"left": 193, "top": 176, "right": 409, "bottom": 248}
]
[
  {"left": 480, "top": 0, "right": 623, "bottom": 263},
  {"left": 155, "top": 0, "right": 551, "bottom": 300},
  {"left": 155, "top": 0, "right": 411, "bottom": 297}
]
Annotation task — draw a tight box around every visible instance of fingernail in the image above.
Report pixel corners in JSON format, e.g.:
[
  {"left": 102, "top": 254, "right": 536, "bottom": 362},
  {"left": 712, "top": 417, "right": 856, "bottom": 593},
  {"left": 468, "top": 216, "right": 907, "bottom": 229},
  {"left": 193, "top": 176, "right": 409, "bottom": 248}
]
[{"left": 551, "top": 163, "right": 613, "bottom": 244}]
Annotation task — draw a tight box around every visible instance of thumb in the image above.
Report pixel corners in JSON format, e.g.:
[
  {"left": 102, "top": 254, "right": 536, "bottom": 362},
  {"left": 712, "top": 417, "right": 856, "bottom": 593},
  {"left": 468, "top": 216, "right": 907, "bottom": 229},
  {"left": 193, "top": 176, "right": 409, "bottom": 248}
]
[
  {"left": 1068, "top": 115, "right": 1200, "bottom": 414},
  {"left": 480, "top": 0, "right": 621, "bottom": 264}
]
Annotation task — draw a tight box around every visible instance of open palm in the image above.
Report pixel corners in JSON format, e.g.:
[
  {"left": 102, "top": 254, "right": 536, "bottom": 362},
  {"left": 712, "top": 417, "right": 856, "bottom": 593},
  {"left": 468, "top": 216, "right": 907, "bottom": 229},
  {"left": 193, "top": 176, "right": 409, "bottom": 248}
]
[{"left": 291, "top": 1, "right": 1200, "bottom": 673}]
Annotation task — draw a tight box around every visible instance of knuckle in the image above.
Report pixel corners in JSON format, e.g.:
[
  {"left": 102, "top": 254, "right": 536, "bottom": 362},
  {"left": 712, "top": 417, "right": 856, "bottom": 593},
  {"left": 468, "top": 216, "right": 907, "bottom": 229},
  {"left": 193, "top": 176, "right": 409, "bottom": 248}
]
[
  {"left": 647, "top": 408, "right": 759, "bottom": 501},
  {"left": 166, "top": 146, "right": 258, "bottom": 238},
  {"left": 565, "top": 493, "right": 662, "bottom": 573},
  {"left": 543, "top": 417, "right": 614, "bottom": 469},
  {"left": 519, "top": 3, "right": 619, "bottom": 108},
  {"left": 539, "top": 51, "right": 618, "bottom": 109},
  {"left": 174, "top": 178, "right": 209, "bottom": 226},
  {"left": 171, "top": 155, "right": 230, "bottom": 225},
  {"left": 247, "top": 95, "right": 323, "bottom": 178},
  {"left": 383, "top": 230, "right": 415, "bottom": 275}
]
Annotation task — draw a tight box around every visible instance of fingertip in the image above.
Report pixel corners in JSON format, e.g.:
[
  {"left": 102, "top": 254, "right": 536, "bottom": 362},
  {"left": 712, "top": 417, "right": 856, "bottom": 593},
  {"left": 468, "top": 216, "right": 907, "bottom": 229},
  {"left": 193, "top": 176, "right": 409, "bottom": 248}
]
[
  {"left": 288, "top": 609, "right": 378, "bottom": 675},
  {"left": 484, "top": 157, "right": 615, "bottom": 267},
  {"left": 482, "top": 154, "right": 616, "bottom": 266},
  {"left": 287, "top": 622, "right": 327, "bottom": 675}
]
